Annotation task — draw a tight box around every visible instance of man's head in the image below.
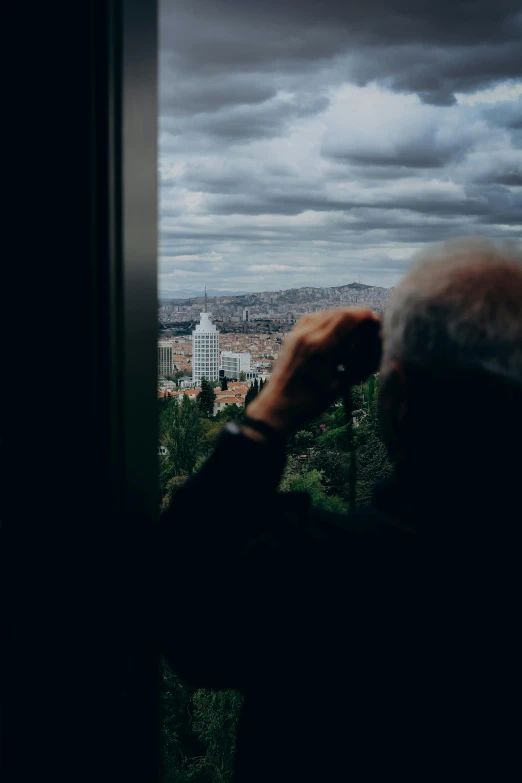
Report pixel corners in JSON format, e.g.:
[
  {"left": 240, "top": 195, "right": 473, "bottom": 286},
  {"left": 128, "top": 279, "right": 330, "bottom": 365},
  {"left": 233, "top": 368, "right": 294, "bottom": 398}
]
[{"left": 379, "top": 238, "right": 522, "bottom": 491}]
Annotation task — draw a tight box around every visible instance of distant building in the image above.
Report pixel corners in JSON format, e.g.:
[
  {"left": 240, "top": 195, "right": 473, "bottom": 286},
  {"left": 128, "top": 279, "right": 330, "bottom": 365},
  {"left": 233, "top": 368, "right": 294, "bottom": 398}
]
[
  {"left": 213, "top": 396, "right": 245, "bottom": 417},
  {"left": 158, "top": 380, "right": 176, "bottom": 391},
  {"left": 221, "top": 351, "right": 251, "bottom": 379},
  {"left": 158, "top": 341, "right": 173, "bottom": 377},
  {"left": 192, "top": 296, "right": 220, "bottom": 383},
  {"left": 242, "top": 307, "right": 250, "bottom": 322}
]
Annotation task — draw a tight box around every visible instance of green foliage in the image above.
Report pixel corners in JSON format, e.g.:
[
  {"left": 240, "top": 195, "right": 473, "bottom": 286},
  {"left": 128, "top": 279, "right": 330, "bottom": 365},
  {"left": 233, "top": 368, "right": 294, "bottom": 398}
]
[
  {"left": 279, "top": 378, "right": 389, "bottom": 512},
  {"left": 190, "top": 689, "right": 244, "bottom": 782},
  {"left": 367, "top": 374, "right": 376, "bottom": 416},
  {"left": 193, "top": 455, "right": 207, "bottom": 474},
  {"left": 239, "top": 371, "right": 246, "bottom": 382},
  {"left": 161, "top": 396, "right": 203, "bottom": 481},
  {"left": 161, "top": 660, "right": 202, "bottom": 783},
  {"left": 280, "top": 465, "right": 345, "bottom": 514},
  {"left": 348, "top": 385, "right": 365, "bottom": 413},
  {"left": 244, "top": 379, "right": 260, "bottom": 407},
  {"left": 316, "top": 425, "right": 349, "bottom": 451},
  {"left": 161, "top": 660, "right": 243, "bottom": 783},
  {"left": 160, "top": 474, "right": 189, "bottom": 514},
  {"left": 198, "top": 378, "right": 217, "bottom": 419},
  {"left": 200, "top": 419, "right": 223, "bottom": 453},
  {"left": 355, "top": 419, "right": 392, "bottom": 507},
  {"left": 221, "top": 377, "right": 228, "bottom": 391},
  {"left": 214, "top": 405, "right": 244, "bottom": 424},
  {"left": 308, "top": 447, "right": 351, "bottom": 500},
  {"left": 287, "top": 429, "right": 315, "bottom": 457}
]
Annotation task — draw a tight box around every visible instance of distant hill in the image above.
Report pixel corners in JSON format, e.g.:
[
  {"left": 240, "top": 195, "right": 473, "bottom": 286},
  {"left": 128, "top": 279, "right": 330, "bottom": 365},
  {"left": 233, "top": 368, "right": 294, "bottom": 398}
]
[
  {"left": 339, "top": 282, "right": 372, "bottom": 290},
  {"left": 160, "top": 281, "right": 390, "bottom": 312}
]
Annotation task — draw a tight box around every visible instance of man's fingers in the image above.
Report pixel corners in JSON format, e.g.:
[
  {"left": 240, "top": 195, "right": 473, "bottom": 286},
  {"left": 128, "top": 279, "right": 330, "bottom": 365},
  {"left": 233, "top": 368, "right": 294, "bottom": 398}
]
[
  {"left": 280, "top": 307, "right": 381, "bottom": 385},
  {"left": 292, "top": 308, "right": 376, "bottom": 347},
  {"left": 328, "top": 308, "right": 378, "bottom": 339}
]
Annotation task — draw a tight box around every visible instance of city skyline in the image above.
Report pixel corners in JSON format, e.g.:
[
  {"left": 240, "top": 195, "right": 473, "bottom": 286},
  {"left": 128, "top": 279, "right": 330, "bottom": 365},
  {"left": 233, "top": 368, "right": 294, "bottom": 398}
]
[{"left": 159, "top": 1, "right": 522, "bottom": 295}]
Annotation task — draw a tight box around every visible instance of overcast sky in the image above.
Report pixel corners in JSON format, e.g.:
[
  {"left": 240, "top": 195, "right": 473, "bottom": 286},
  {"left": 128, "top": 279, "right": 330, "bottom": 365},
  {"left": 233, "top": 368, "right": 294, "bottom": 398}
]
[{"left": 159, "top": 0, "right": 522, "bottom": 294}]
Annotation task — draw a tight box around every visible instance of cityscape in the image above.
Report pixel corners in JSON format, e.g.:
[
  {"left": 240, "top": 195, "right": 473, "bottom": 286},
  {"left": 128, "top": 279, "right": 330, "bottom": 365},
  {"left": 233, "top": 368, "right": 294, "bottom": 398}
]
[{"left": 158, "top": 282, "right": 391, "bottom": 415}]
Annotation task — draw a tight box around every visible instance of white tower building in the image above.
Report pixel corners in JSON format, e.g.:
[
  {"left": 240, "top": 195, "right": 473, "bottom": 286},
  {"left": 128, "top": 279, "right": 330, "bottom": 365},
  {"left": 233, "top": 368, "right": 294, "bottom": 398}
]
[{"left": 192, "top": 289, "right": 219, "bottom": 383}]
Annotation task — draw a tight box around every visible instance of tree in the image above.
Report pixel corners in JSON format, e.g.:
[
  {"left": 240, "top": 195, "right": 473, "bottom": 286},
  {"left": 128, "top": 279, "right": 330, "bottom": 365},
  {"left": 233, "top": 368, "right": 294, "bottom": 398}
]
[
  {"left": 161, "top": 659, "right": 243, "bottom": 783},
  {"left": 160, "top": 395, "right": 202, "bottom": 505},
  {"left": 316, "top": 424, "right": 349, "bottom": 452},
  {"left": 280, "top": 464, "right": 345, "bottom": 514},
  {"left": 200, "top": 418, "right": 224, "bottom": 452},
  {"left": 259, "top": 378, "right": 264, "bottom": 391},
  {"left": 355, "top": 390, "right": 392, "bottom": 506},
  {"left": 244, "top": 381, "right": 258, "bottom": 407},
  {"left": 245, "top": 378, "right": 260, "bottom": 408},
  {"left": 344, "top": 388, "right": 358, "bottom": 511},
  {"left": 214, "top": 404, "right": 244, "bottom": 424},
  {"left": 239, "top": 371, "right": 246, "bottom": 382},
  {"left": 190, "top": 689, "right": 243, "bottom": 782},
  {"left": 198, "top": 377, "right": 216, "bottom": 419},
  {"left": 161, "top": 660, "right": 203, "bottom": 783},
  {"left": 221, "top": 376, "right": 228, "bottom": 391},
  {"left": 287, "top": 429, "right": 315, "bottom": 457},
  {"left": 308, "top": 446, "right": 350, "bottom": 500},
  {"left": 367, "top": 375, "right": 376, "bottom": 417}
]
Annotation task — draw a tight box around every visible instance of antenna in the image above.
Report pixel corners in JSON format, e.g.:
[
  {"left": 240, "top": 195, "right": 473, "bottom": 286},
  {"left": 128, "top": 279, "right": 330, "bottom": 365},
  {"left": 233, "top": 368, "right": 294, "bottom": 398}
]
[{"left": 204, "top": 285, "right": 208, "bottom": 313}]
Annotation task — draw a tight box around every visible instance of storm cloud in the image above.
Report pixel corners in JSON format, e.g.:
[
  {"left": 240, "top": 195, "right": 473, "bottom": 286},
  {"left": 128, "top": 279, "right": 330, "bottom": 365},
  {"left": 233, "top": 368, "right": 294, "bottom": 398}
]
[{"left": 159, "top": 0, "right": 522, "bottom": 294}]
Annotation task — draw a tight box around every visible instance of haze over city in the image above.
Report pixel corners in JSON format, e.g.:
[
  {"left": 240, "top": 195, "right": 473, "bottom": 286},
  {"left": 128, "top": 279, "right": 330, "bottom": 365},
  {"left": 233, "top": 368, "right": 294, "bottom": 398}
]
[{"left": 159, "top": 0, "right": 522, "bottom": 296}]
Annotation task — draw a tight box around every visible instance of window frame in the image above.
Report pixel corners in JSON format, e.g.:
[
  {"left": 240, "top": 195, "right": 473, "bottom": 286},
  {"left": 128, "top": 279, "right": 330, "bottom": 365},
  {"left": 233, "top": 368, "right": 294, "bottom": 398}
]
[{"left": 90, "top": 0, "right": 160, "bottom": 778}]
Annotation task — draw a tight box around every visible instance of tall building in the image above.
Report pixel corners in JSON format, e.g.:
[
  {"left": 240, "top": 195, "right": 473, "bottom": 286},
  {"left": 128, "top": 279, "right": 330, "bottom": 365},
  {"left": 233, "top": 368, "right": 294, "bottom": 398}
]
[
  {"left": 242, "top": 307, "right": 250, "bottom": 322},
  {"left": 221, "top": 351, "right": 251, "bottom": 379},
  {"left": 192, "top": 291, "right": 219, "bottom": 383},
  {"left": 158, "top": 341, "right": 173, "bottom": 377}
]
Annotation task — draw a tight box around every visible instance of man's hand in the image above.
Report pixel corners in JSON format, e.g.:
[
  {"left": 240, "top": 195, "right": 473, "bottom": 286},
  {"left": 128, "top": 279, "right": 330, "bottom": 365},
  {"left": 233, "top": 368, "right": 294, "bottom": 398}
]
[{"left": 246, "top": 308, "right": 381, "bottom": 437}]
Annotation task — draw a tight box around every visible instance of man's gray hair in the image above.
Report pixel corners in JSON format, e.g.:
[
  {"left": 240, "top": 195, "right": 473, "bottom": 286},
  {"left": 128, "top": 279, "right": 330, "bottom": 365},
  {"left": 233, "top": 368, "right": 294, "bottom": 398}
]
[{"left": 381, "top": 237, "right": 522, "bottom": 385}]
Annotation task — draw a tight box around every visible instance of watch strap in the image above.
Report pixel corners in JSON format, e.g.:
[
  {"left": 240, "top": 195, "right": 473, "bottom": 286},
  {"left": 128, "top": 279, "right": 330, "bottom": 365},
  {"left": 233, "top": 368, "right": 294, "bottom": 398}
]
[{"left": 242, "top": 416, "right": 286, "bottom": 444}]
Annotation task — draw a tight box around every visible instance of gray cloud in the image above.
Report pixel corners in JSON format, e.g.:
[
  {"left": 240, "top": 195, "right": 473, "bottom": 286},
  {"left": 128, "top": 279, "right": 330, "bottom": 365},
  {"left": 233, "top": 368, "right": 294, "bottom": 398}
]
[
  {"left": 160, "top": 72, "right": 277, "bottom": 116},
  {"left": 158, "top": 1, "right": 522, "bottom": 292},
  {"left": 160, "top": 1, "right": 522, "bottom": 105},
  {"left": 161, "top": 92, "right": 329, "bottom": 143}
]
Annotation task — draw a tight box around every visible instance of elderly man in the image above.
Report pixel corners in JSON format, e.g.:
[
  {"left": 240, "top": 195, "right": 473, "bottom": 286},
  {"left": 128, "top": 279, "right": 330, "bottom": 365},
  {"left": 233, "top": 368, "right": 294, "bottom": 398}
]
[{"left": 159, "top": 239, "right": 522, "bottom": 782}]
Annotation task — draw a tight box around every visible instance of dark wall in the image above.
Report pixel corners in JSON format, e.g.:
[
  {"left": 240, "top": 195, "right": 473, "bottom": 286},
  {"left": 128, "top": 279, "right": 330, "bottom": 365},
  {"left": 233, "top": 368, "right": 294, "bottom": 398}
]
[{"left": 3, "top": 3, "right": 159, "bottom": 781}]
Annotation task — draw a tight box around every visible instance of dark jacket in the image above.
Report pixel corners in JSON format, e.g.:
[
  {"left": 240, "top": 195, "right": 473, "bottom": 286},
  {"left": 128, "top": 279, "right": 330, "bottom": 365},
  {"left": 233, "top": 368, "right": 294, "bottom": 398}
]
[{"left": 158, "top": 426, "right": 513, "bottom": 782}]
